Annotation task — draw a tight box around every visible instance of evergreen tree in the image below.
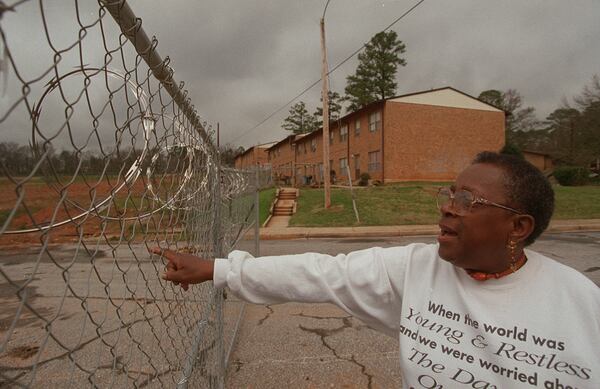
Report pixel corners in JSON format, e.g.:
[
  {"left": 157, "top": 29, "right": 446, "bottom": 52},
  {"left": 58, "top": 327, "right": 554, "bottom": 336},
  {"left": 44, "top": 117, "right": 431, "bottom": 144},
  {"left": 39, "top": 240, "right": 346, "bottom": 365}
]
[
  {"left": 282, "top": 102, "right": 317, "bottom": 134},
  {"left": 344, "top": 31, "right": 406, "bottom": 112},
  {"left": 314, "top": 91, "right": 343, "bottom": 128}
]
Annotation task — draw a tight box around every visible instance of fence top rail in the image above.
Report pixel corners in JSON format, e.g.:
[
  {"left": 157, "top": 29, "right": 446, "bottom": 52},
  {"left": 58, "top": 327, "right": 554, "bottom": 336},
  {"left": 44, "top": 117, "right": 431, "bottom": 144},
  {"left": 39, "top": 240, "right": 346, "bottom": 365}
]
[{"left": 100, "top": 0, "right": 217, "bottom": 156}]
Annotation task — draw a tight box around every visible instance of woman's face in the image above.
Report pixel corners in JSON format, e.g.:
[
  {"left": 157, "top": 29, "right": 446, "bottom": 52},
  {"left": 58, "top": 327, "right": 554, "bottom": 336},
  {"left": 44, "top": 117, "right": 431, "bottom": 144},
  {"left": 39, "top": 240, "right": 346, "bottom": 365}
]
[{"left": 437, "top": 163, "right": 518, "bottom": 272}]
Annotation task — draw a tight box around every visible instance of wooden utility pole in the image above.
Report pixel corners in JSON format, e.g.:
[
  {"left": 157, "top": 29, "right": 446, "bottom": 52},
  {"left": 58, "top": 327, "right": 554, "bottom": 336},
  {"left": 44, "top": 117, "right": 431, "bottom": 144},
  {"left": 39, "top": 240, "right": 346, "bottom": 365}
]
[{"left": 320, "top": 17, "right": 331, "bottom": 208}]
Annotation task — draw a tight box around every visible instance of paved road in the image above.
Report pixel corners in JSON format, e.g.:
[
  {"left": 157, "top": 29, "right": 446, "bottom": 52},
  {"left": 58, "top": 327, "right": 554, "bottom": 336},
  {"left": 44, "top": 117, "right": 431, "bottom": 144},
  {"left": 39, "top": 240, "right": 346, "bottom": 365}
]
[
  {"left": 245, "top": 232, "right": 600, "bottom": 286},
  {"left": 1, "top": 232, "right": 597, "bottom": 388},
  {"left": 227, "top": 232, "right": 600, "bottom": 388}
]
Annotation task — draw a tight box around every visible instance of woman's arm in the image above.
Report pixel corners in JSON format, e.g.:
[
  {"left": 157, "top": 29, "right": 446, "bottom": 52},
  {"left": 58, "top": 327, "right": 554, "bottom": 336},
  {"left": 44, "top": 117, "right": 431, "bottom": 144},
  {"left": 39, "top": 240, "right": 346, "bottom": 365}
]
[
  {"left": 152, "top": 245, "right": 411, "bottom": 337},
  {"left": 150, "top": 247, "right": 215, "bottom": 291}
]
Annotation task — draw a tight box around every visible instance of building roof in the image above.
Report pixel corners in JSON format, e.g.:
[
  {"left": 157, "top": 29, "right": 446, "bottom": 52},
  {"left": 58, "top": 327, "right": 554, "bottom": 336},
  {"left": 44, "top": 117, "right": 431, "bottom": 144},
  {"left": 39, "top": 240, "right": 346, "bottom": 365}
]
[
  {"left": 295, "top": 128, "right": 321, "bottom": 142},
  {"left": 265, "top": 133, "right": 307, "bottom": 151},
  {"left": 388, "top": 86, "right": 504, "bottom": 112},
  {"left": 257, "top": 141, "right": 277, "bottom": 149},
  {"left": 237, "top": 141, "right": 278, "bottom": 158},
  {"left": 522, "top": 149, "right": 552, "bottom": 157}
]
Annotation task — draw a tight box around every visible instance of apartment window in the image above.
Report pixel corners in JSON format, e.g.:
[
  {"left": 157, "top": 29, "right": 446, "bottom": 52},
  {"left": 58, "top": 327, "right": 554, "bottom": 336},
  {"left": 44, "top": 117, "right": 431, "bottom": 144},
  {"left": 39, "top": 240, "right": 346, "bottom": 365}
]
[
  {"left": 340, "top": 124, "right": 348, "bottom": 142},
  {"left": 329, "top": 130, "right": 335, "bottom": 145},
  {"left": 340, "top": 157, "right": 348, "bottom": 173},
  {"left": 329, "top": 159, "right": 336, "bottom": 183},
  {"left": 369, "top": 111, "right": 381, "bottom": 132},
  {"left": 311, "top": 139, "right": 317, "bottom": 152},
  {"left": 354, "top": 119, "right": 361, "bottom": 136},
  {"left": 303, "top": 143, "right": 307, "bottom": 154},
  {"left": 368, "top": 150, "right": 381, "bottom": 172},
  {"left": 354, "top": 154, "right": 360, "bottom": 178}
]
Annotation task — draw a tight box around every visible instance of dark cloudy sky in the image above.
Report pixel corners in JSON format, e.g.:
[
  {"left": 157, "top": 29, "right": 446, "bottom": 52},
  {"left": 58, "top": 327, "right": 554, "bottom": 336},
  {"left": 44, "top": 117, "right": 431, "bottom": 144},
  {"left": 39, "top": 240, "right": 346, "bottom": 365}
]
[{"left": 2, "top": 0, "right": 599, "bottom": 150}]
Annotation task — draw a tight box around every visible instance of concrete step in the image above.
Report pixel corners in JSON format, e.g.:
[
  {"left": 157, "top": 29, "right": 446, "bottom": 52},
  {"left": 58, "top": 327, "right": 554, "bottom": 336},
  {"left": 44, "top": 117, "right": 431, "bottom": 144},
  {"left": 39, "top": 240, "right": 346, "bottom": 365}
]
[{"left": 265, "top": 188, "right": 298, "bottom": 225}]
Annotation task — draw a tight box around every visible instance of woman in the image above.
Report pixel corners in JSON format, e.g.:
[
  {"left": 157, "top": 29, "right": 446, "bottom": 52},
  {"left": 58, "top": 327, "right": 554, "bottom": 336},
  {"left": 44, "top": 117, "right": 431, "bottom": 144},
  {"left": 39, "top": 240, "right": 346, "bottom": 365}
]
[{"left": 153, "top": 151, "right": 600, "bottom": 388}]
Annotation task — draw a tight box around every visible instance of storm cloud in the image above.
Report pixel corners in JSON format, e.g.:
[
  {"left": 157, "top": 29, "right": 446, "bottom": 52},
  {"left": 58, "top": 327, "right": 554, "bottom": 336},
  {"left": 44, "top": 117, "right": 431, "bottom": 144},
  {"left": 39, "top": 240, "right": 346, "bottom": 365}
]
[{"left": 2, "top": 0, "right": 599, "bottom": 149}]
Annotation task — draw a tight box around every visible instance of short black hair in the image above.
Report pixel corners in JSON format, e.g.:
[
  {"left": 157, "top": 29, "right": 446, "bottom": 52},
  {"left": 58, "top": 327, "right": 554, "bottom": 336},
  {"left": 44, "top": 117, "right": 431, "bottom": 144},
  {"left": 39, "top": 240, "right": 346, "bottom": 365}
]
[{"left": 473, "top": 151, "right": 554, "bottom": 246}]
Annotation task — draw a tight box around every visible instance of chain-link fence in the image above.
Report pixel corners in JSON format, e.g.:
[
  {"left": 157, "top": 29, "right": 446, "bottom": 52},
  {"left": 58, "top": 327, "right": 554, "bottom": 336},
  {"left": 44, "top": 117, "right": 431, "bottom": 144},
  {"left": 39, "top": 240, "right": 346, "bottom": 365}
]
[{"left": 0, "top": 1, "right": 271, "bottom": 387}]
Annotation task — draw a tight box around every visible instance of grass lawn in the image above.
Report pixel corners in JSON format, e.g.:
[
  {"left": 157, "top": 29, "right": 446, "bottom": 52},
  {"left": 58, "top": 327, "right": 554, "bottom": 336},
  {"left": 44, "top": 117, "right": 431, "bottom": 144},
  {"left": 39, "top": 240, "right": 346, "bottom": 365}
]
[
  {"left": 290, "top": 183, "right": 600, "bottom": 227},
  {"left": 290, "top": 182, "right": 446, "bottom": 227},
  {"left": 553, "top": 185, "right": 600, "bottom": 219}
]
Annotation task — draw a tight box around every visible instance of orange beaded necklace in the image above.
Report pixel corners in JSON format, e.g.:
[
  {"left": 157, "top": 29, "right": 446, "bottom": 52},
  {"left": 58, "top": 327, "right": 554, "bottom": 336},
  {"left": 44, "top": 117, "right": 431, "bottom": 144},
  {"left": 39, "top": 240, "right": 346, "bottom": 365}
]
[{"left": 466, "top": 253, "right": 528, "bottom": 281}]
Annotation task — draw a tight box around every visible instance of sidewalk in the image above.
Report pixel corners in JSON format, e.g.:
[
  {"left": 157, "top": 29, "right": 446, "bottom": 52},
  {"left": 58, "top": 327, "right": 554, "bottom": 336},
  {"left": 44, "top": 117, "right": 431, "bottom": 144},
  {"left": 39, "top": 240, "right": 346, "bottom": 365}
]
[{"left": 259, "top": 219, "right": 600, "bottom": 240}]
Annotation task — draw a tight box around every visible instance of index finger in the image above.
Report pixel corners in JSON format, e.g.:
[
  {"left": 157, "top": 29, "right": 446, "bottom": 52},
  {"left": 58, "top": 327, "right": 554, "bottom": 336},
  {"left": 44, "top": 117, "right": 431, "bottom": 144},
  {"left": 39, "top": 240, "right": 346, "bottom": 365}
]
[
  {"left": 150, "top": 247, "right": 179, "bottom": 264},
  {"left": 149, "top": 246, "right": 163, "bottom": 255}
]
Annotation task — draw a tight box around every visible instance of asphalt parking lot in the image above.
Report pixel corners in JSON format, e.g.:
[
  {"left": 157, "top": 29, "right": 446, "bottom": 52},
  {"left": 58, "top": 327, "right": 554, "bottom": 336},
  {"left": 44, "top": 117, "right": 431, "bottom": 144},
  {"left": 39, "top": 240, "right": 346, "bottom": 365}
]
[
  {"left": 1, "top": 232, "right": 598, "bottom": 388},
  {"left": 226, "top": 232, "right": 600, "bottom": 388}
]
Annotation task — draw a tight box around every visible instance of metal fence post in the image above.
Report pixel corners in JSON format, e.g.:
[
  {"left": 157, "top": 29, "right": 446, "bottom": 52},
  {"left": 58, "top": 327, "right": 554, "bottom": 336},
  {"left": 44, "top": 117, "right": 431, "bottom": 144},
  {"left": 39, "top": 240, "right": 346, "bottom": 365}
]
[
  {"left": 255, "top": 167, "right": 261, "bottom": 257},
  {"left": 212, "top": 160, "right": 225, "bottom": 389},
  {"left": 346, "top": 166, "right": 360, "bottom": 223}
]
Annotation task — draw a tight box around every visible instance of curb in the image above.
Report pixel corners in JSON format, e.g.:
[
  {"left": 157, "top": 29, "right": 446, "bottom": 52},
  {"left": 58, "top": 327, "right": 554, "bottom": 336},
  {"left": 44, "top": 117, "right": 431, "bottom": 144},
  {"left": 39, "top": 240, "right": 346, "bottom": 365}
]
[{"left": 257, "top": 220, "right": 600, "bottom": 240}]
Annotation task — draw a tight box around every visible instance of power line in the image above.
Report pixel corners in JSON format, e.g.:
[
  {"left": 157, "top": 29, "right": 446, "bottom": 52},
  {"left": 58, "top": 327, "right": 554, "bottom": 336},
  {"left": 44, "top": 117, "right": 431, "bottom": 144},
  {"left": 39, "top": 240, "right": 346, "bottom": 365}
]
[
  {"left": 230, "top": 0, "right": 427, "bottom": 144},
  {"left": 322, "top": 0, "right": 332, "bottom": 19}
]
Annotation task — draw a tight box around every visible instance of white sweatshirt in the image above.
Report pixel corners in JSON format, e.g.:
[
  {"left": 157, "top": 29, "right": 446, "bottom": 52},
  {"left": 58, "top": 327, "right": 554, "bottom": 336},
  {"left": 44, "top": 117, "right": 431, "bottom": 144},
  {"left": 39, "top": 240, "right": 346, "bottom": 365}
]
[{"left": 214, "top": 243, "right": 600, "bottom": 389}]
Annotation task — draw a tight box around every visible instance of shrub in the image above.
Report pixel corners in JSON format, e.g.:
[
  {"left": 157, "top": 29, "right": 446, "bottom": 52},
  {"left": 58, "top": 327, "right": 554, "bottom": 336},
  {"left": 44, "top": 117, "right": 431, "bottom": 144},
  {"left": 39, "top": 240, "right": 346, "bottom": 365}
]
[
  {"left": 500, "top": 143, "right": 524, "bottom": 159},
  {"left": 358, "top": 172, "right": 370, "bottom": 186},
  {"left": 553, "top": 166, "right": 590, "bottom": 186}
]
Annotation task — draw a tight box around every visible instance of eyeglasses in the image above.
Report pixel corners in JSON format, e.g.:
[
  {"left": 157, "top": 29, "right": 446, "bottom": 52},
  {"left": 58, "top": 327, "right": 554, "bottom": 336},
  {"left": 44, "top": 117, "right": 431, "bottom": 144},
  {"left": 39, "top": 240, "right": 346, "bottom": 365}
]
[{"left": 436, "top": 187, "right": 522, "bottom": 216}]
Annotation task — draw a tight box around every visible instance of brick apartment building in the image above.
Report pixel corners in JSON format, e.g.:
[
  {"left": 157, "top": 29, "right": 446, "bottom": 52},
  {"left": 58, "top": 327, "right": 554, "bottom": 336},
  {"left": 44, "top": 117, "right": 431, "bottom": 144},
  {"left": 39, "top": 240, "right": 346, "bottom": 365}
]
[
  {"left": 233, "top": 141, "right": 275, "bottom": 169},
  {"left": 236, "top": 87, "right": 505, "bottom": 185},
  {"left": 264, "top": 134, "right": 307, "bottom": 185}
]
